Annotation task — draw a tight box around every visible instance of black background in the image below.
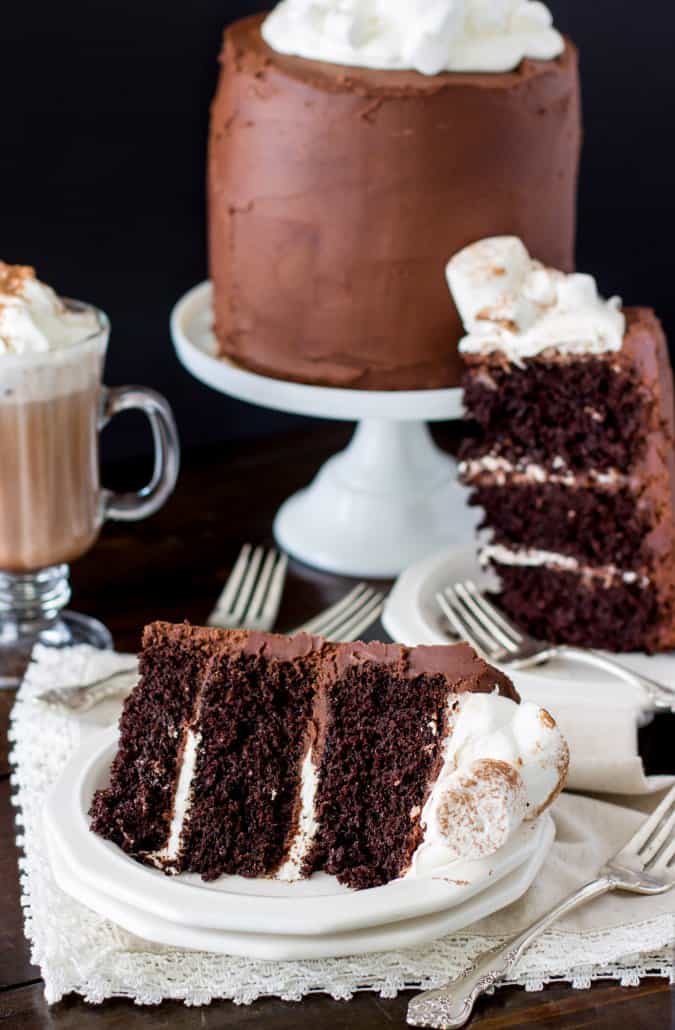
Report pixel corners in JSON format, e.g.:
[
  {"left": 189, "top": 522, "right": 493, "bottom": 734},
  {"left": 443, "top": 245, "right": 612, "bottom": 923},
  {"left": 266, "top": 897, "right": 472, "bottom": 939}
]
[{"left": 2, "top": 2, "right": 674, "bottom": 460}]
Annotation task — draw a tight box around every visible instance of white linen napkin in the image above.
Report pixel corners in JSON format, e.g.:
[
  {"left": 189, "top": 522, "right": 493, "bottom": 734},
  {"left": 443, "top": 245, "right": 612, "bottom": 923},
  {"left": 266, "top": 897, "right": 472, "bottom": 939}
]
[
  {"left": 10, "top": 644, "right": 675, "bottom": 1007},
  {"left": 514, "top": 668, "right": 671, "bottom": 796}
]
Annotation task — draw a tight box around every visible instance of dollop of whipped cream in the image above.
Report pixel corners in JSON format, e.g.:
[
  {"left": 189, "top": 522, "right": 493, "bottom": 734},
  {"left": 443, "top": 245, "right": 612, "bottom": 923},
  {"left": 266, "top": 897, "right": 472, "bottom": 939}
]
[
  {"left": 262, "top": 1, "right": 564, "bottom": 77},
  {"left": 408, "top": 693, "right": 568, "bottom": 878},
  {"left": 0, "top": 263, "right": 99, "bottom": 357},
  {"left": 447, "top": 237, "right": 626, "bottom": 364}
]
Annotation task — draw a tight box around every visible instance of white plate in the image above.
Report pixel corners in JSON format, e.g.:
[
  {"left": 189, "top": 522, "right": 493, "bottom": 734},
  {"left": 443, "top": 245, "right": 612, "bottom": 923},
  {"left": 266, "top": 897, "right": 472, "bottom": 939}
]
[
  {"left": 47, "top": 816, "right": 553, "bottom": 960},
  {"left": 382, "top": 544, "right": 674, "bottom": 714},
  {"left": 44, "top": 726, "right": 553, "bottom": 938}
]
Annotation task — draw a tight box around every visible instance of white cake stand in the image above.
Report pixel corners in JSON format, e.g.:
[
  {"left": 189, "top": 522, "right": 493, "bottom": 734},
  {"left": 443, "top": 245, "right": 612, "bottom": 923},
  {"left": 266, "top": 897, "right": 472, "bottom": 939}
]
[{"left": 171, "top": 282, "right": 477, "bottom": 578}]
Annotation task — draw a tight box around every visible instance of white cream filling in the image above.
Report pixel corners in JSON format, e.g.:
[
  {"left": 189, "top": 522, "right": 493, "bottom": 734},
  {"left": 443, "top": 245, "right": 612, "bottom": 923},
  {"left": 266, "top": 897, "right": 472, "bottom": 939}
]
[
  {"left": 275, "top": 746, "right": 320, "bottom": 882},
  {"left": 481, "top": 543, "right": 648, "bottom": 587},
  {"left": 459, "top": 455, "right": 627, "bottom": 490},
  {"left": 148, "top": 729, "right": 201, "bottom": 869},
  {"left": 406, "top": 693, "right": 567, "bottom": 879}
]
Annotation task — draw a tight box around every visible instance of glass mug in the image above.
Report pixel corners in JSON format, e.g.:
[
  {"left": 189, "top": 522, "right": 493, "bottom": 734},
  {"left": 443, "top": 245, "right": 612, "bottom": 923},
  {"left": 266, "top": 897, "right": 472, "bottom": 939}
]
[{"left": 0, "top": 300, "right": 180, "bottom": 686}]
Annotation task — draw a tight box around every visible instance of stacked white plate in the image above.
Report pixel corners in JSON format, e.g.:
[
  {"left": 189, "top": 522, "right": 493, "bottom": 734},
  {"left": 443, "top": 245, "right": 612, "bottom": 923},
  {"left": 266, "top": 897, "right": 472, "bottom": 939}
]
[
  {"left": 45, "top": 727, "right": 554, "bottom": 960},
  {"left": 382, "top": 544, "right": 671, "bottom": 718}
]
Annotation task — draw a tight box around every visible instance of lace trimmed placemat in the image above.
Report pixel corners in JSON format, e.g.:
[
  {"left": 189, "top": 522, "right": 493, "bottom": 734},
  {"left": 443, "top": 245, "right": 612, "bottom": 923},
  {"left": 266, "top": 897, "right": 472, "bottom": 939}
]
[{"left": 9, "top": 645, "right": 675, "bottom": 1006}]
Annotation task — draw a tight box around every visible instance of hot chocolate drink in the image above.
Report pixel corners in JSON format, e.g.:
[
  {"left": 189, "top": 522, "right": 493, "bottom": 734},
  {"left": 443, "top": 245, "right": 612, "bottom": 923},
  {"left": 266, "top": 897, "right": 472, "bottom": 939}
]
[
  {"left": 0, "top": 263, "right": 105, "bottom": 572},
  {"left": 0, "top": 261, "right": 179, "bottom": 687}
]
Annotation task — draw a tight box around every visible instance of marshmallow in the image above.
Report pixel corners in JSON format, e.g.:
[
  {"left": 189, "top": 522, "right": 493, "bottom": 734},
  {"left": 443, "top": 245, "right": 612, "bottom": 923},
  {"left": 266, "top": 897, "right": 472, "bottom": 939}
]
[
  {"left": 447, "top": 237, "right": 626, "bottom": 363},
  {"left": 407, "top": 693, "right": 568, "bottom": 878}
]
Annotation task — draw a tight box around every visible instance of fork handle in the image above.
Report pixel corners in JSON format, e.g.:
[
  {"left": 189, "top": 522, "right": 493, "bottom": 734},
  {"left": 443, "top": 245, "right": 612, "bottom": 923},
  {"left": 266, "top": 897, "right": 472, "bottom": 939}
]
[
  {"left": 553, "top": 646, "right": 675, "bottom": 711},
  {"left": 408, "top": 877, "right": 614, "bottom": 1029}
]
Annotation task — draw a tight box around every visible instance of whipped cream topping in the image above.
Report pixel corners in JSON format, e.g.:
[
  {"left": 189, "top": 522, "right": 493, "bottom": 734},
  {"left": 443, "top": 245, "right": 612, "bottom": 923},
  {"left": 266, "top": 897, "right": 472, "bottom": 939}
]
[
  {"left": 262, "top": 1, "right": 563, "bottom": 77},
  {"left": 447, "top": 237, "right": 626, "bottom": 363},
  {"left": 0, "top": 263, "right": 99, "bottom": 357},
  {"left": 408, "top": 693, "right": 567, "bottom": 878}
]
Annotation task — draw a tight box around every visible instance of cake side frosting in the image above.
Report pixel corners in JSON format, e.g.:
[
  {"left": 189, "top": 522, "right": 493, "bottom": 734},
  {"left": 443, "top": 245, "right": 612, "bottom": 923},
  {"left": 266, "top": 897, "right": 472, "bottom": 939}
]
[{"left": 262, "top": 0, "right": 564, "bottom": 76}]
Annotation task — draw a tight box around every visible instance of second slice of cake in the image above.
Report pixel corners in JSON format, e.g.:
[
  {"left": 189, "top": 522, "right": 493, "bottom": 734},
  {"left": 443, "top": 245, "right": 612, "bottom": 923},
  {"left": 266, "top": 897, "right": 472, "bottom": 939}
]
[{"left": 450, "top": 237, "right": 675, "bottom": 652}]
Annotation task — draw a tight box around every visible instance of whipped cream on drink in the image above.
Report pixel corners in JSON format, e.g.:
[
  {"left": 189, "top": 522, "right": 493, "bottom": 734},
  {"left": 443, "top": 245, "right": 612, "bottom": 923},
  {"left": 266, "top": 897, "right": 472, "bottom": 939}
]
[{"left": 0, "top": 263, "right": 99, "bottom": 357}]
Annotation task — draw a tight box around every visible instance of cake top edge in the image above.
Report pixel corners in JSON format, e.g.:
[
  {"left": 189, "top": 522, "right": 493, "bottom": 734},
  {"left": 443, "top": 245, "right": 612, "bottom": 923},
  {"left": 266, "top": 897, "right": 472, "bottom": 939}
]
[
  {"left": 142, "top": 620, "right": 518, "bottom": 696},
  {"left": 447, "top": 236, "right": 627, "bottom": 365},
  {"left": 226, "top": 14, "right": 577, "bottom": 97},
  {"left": 260, "top": 1, "right": 565, "bottom": 78}
]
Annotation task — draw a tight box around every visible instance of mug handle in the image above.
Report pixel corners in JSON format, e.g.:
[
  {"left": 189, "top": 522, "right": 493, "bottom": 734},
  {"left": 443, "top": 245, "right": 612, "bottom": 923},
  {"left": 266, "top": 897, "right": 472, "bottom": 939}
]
[{"left": 100, "top": 386, "right": 180, "bottom": 521}]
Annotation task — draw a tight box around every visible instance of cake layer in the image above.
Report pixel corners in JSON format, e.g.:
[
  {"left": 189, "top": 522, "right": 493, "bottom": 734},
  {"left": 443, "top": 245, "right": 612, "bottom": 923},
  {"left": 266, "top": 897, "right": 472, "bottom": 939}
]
[
  {"left": 208, "top": 14, "right": 581, "bottom": 390},
  {"left": 490, "top": 562, "right": 659, "bottom": 652},
  {"left": 461, "top": 312, "right": 654, "bottom": 473},
  {"left": 306, "top": 646, "right": 459, "bottom": 890},
  {"left": 470, "top": 481, "right": 651, "bottom": 568},
  {"left": 178, "top": 641, "right": 319, "bottom": 880},
  {"left": 89, "top": 623, "right": 219, "bottom": 856}
]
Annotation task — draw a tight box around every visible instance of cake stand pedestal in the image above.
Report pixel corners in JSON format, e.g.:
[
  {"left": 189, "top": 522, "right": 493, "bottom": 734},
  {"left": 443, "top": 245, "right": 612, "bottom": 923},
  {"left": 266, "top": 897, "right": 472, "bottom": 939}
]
[{"left": 171, "top": 283, "right": 476, "bottom": 578}]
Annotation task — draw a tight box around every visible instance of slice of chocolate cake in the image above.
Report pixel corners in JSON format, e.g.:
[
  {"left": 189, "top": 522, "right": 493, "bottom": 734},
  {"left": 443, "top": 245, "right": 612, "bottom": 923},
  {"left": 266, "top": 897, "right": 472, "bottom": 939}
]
[
  {"left": 91, "top": 622, "right": 568, "bottom": 890},
  {"left": 450, "top": 237, "right": 675, "bottom": 652}
]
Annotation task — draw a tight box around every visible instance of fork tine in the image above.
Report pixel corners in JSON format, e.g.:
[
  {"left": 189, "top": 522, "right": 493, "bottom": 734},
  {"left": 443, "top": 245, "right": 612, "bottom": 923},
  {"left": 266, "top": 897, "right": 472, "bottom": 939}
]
[
  {"left": 655, "top": 835, "right": 675, "bottom": 870},
  {"left": 462, "top": 580, "right": 524, "bottom": 646},
  {"left": 260, "top": 552, "right": 289, "bottom": 623},
  {"left": 328, "top": 594, "right": 385, "bottom": 642},
  {"left": 208, "top": 544, "right": 253, "bottom": 624},
  {"left": 437, "top": 589, "right": 501, "bottom": 659},
  {"left": 246, "top": 549, "right": 279, "bottom": 621},
  {"left": 231, "top": 545, "right": 265, "bottom": 622},
  {"left": 630, "top": 784, "right": 675, "bottom": 856},
  {"left": 294, "top": 584, "right": 370, "bottom": 636},
  {"left": 641, "top": 798, "right": 675, "bottom": 868},
  {"left": 311, "top": 588, "right": 377, "bottom": 639},
  {"left": 456, "top": 582, "right": 520, "bottom": 654}
]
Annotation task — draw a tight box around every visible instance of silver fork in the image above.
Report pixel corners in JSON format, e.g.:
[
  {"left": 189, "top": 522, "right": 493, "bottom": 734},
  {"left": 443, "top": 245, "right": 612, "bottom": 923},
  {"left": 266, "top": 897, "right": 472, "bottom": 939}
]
[
  {"left": 32, "top": 545, "right": 288, "bottom": 712},
  {"left": 408, "top": 782, "right": 675, "bottom": 1028},
  {"left": 292, "top": 582, "right": 385, "bottom": 642},
  {"left": 437, "top": 580, "right": 675, "bottom": 713},
  {"left": 208, "top": 544, "right": 288, "bottom": 631}
]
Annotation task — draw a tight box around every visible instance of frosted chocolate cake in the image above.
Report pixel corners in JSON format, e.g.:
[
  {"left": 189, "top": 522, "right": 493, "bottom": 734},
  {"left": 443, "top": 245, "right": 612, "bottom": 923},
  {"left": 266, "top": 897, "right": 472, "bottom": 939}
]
[
  {"left": 208, "top": 3, "right": 581, "bottom": 390},
  {"left": 90, "top": 622, "right": 568, "bottom": 889},
  {"left": 452, "top": 237, "right": 675, "bottom": 652}
]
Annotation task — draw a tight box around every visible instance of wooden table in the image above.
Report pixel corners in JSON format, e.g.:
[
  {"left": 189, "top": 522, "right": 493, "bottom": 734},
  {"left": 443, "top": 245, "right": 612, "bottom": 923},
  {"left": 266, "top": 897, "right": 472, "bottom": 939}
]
[{"left": 1, "top": 425, "right": 673, "bottom": 1029}]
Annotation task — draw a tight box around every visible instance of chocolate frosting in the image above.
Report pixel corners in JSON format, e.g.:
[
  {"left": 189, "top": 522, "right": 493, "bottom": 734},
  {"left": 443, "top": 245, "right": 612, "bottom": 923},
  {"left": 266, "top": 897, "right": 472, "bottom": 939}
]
[
  {"left": 143, "top": 621, "right": 519, "bottom": 699},
  {"left": 208, "top": 14, "right": 581, "bottom": 390},
  {"left": 620, "top": 309, "right": 675, "bottom": 649}
]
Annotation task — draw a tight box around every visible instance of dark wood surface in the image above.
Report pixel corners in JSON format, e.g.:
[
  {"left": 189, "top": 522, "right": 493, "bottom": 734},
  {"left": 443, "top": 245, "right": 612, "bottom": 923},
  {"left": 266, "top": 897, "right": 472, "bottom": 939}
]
[{"left": 1, "top": 424, "right": 674, "bottom": 1029}]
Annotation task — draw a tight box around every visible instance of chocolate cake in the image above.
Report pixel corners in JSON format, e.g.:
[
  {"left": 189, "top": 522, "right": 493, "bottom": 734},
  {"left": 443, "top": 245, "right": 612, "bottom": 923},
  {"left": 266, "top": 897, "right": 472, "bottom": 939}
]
[
  {"left": 451, "top": 237, "right": 675, "bottom": 653},
  {"left": 91, "top": 622, "right": 568, "bottom": 889},
  {"left": 207, "top": 5, "right": 581, "bottom": 390}
]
